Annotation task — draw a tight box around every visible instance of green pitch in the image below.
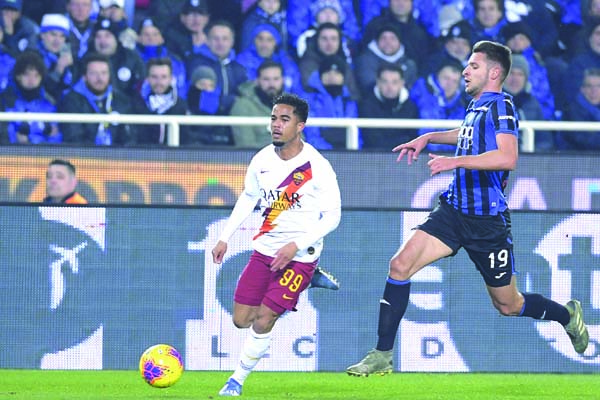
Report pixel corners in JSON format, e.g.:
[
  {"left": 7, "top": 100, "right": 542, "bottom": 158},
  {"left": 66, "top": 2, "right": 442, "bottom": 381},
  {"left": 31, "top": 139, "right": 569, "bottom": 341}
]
[{"left": 1, "top": 370, "right": 598, "bottom": 400}]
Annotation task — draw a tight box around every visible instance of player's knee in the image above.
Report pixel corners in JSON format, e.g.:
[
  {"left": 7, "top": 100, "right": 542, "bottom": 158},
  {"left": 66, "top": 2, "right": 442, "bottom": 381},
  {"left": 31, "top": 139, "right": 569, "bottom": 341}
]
[
  {"left": 389, "top": 256, "right": 412, "bottom": 280},
  {"left": 232, "top": 315, "right": 252, "bottom": 329}
]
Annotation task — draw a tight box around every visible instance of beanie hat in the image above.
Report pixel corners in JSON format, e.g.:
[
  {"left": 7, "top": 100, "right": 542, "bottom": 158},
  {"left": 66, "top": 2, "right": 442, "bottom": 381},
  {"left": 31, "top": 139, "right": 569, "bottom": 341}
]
[
  {"left": 376, "top": 23, "right": 402, "bottom": 42},
  {"left": 318, "top": 55, "right": 347, "bottom": 76},
  {"left": 444, "top": 19, "right": 472, "bottom": 43},
  {"left": 40, "top": 13, "right": 70, "bottom": 35},
  {"left": 510, "top": 54, "right": 530, "bottom": 79},
  {"left": 191, "top": 66, "right": 217, "bottom": 83},
  {"left": 99, "top": 0, "right": 124, "bottom": 8},
  {"left": 502, "top": 21, "right": 534, "bottom": 42},
  {"left": 0, "top": 0, "right": 21, "bottom": 11},
  {"left": 94, "top": 17, "right": 120, "bottom": 38}
]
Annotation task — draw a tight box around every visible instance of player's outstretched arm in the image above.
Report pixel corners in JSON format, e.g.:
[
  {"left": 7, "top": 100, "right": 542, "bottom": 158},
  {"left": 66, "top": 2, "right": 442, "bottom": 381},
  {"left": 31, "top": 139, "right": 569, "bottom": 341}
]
[
  {"left": 212, "top": 240, "right": 228, "bottom": 264},
  {"left": 392, "top": 136, "right": 429, "bottom": 165}
]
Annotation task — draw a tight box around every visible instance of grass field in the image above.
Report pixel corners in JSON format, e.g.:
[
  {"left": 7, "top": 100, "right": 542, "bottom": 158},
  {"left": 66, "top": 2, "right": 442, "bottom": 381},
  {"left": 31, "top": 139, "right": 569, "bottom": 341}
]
[{"left": 1, "top": 370, "right": 599, "bottom": 400}]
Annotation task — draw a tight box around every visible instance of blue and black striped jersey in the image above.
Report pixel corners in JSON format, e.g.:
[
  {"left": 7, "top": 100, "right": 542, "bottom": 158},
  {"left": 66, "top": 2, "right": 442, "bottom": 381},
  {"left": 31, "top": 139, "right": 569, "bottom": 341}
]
[{"left": 442, "top": 92, "right": 519, "bottom": 216}]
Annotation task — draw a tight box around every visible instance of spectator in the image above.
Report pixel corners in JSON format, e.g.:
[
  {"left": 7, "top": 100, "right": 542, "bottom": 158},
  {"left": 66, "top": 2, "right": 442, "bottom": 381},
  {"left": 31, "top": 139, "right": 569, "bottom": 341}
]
[
  {"left": 298, "top": 22, "right": 360, "bottom": 99},
  {"left": 0, "top": 50, "right": 61, "bottom": 144},
  {"left": 132, "top": 57, "right": 189, "bottom": 145},
  {"left": 302, "top": 54, "right": 359, "bottom": 149},
  {"left": 502, "top": 21, "right": 559, "bottom": 121},
  {"left": 288, "top": 0, "right": 360, "bottom": 53},
  {"left": 239, "top": 0, "right": 287, "bottom": 52},
  {"left": 185, "top": 65, "right": 234, "bottom": 146},
  {"left": 358, "top": 63, "right": 418, "bottom": 150},
  {"left": 235, "top": 23, "right": 301, "bottom": 93},
  {"left": 185, "top": 19, "right": 248, "bottom": 115},
  {"left": 355, "top": 23, "right": 418, "bottom": 96},
  {"left": 84, "top": 17, "right": 145, "bottom": 96},
  {"left": 136, "top": 17, "right": 187, "bottom": 99},
  {"left": 503, "top": 0, "right": 560, "bottom": 58},
  {"left": 65, "top": 0, "right": 96, "bottom": 58},
  {"left": 410, "top": 58, "right": 467, "bottom": 152},
  {"left": 360, "top": 0, "right": 474, "bottom": 38},
  {"left": 98, "top": 0, "right": 137, "bottom": 50},
  {"left": 163, "top": 0, "right": 210, "bottom": 61},
  {"left": 0, "top": 0, "right": 40, "bottom": 53},
  {"left": 36, "top": 13, "right": 75, "bottom": 101},
  {"left": 0, "top": 28, "right": 16, "bottom": 92},
  {"left": 229, "top": 60, "right": 285, "bottom": 148},
  {"left": 43, "top": 159, "right": 88, "bottom": 204},
  {"left": 555, "top": 68, "right": 600, "bottom": 151},
  {"left": 565, "top": 0, "right": 599, "bottom": 56},
  {"left": 564, "top": 18, "right": 600, "bottom": 105},
  {"left": 362, "top": 0, "right": 434, "bottom": 70},
  {"left": 469, "top": 0, "right": 508, "bottom": 44},
  {"left": 59, "top": 52, "right": 136, "bottom": 146},
  {"left": 503, "top": 53, "right": 554, "bottom": 152},
  {"left": 423, "top": 19, "right": 472, "bottom": 76},
  {"left": 295, "top": 0, "right": 356, "bottom": 60}
]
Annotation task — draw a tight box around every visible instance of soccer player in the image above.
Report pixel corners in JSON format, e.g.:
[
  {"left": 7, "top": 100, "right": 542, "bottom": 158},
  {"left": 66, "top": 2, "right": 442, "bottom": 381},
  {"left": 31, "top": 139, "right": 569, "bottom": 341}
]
[
  {"left": 43, "top": 159, "right": 88, "bottom": 204},
  {"left": 212, "top": 93, "right": 342, "bottom": 396},
  {"left": 346, "top": 41, "right": 589, "bottom": 377}
]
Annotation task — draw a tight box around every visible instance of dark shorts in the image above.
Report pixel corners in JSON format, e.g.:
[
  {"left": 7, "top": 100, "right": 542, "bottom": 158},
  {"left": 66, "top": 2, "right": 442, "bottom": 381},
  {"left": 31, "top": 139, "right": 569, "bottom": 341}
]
[
  {"left": 234, "top": 251, "right": 317, "bottom": 314},
  {"left": 416, "top": 199, "right": 515, "bottom": 287}
]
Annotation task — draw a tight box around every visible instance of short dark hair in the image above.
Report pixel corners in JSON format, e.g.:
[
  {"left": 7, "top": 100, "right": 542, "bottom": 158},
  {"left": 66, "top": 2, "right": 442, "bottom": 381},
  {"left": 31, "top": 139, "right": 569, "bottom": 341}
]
[
  {"left": 49, "top": 159, "right": 76, "bottom": 175},
  {"left": 257, "top": 60, "right": 283, "bottom": 77},
  {"left": 273, "top": 93, "right": 309, "bottom": 123},
  {"left": 472, "top": 40, "right": 512, "bottom": 81},
  {"left": 204, "top": 19, "right": 235, "bottom": 36},
  {"left": 377, "top": 63, "right": 404, "bottom": 79},
  {"left": 13, "top": 50, "right": 47, "bottom": 78},
  {"left": 81, "top": 52, "right": 111, "bottom": 75},
  {"left": 146, "top": 57, "right": 173, "bottom": 74}
]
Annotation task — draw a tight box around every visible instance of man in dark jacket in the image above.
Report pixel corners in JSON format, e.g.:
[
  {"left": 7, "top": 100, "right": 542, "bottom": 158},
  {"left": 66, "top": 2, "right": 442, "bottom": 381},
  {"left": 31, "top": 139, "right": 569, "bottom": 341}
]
[
  {"left": 185, "top": 19, "right": 248, "bottom": 114},
  {"left": 358, "top": 63, "right": 418, "bottom": 150},
  {"left": 132, "top": 57, "right": 188, "bottom": 145},
  {"left": 58, "top": 52, "right": 135, "bottom": 145}
]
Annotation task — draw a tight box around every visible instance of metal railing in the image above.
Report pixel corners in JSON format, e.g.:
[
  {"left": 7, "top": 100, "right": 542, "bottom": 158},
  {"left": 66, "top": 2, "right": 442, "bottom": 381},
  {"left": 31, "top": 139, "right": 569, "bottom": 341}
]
[{"left": 0, "top": 112, "right": 598, "bottom": 152}]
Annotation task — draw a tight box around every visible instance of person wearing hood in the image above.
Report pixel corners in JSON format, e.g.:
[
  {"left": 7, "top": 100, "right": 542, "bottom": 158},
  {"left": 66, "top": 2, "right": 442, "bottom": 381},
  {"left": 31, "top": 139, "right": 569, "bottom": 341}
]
[
  {"left": 229, "top": 60, "right": 285, "bottom": 149},
  {"left": 185, "top": 19, "right": 248, "bottom": 114},
  {"left": 288, "top": 0, "right": 360, "bottom": 53},
  {"left": 302, "top": 54, "right": 359, "bottom": 149},
  {"left": 298, "top": 22, "right": 360, "bottom": 100},
  {"left": 0, "top": 50, "right": 61, "bottom": 144},
  {"left": 423, "top": 19, "right": 473, "bottom": 76},
  {"left": 358, "top": 63, "right": 418, "bottom": 150},
  {"left": 135, "top": 17, "right": 187, "bottom": 99},
  {"left": 235, "top": 23, "right": 301, "bottom": 93},
  {"left": 58, "top": 52, "right": 136, "bottom": 145},
  {"left": 354, "top": 23, "right": 417, "bottom": 97},
  {"left": 239, "top": 0, "right": 287, "bottom": 52},
  {"left": 410, "top": 58, "right": 468, "bottom": 152}
]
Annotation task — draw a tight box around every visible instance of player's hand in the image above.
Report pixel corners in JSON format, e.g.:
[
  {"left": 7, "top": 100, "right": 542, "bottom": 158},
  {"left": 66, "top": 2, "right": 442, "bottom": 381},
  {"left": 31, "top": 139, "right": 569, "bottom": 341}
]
[
  {"left": 270, "top": 242, "right": 298, "bottom": 272},
  {"left": 392, "top": 137, "right": 427, "bottom": 165},
  {"left": 427, "top": 153, "right": 456, "bottom": 175},
  {"left": 211, "top": 240, "right": 227, "bottom": 264}
]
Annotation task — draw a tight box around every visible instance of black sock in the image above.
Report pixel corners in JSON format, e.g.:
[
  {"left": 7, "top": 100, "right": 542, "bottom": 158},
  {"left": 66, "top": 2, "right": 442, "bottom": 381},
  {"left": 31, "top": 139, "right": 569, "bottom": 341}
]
[
  {"left": 519, "top": 293, "right": 570, "bottom": 326},
  {"left": 376, "top": 277, "right": 411, "bottom": 351}
]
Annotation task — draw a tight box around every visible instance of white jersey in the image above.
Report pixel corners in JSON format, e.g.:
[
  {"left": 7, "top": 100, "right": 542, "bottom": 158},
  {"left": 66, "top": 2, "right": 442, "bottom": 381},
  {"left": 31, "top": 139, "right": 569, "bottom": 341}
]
[{"left": 219, "top": 142, "right": 341, "bottom": 262}]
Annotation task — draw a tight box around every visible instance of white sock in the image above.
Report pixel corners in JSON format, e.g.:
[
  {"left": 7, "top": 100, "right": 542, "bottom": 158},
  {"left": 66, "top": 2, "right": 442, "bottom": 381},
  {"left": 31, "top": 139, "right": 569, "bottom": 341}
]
[{"left": 230, "top": 326, "right": 272, "bottom": 385}]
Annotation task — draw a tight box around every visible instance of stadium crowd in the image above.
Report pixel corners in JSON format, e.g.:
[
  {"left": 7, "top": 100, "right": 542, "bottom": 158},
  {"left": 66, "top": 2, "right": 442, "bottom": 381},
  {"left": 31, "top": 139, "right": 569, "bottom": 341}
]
[{"left": 0, "top": 0, "right": 597, "bottom": 151}]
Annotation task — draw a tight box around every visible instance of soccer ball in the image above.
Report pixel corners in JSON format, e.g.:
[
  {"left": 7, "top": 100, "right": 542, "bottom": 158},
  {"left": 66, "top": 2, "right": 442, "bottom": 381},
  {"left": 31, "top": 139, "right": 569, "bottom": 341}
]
[{"left": 139, "top": 344, "right": 184, "bottom": 388}]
